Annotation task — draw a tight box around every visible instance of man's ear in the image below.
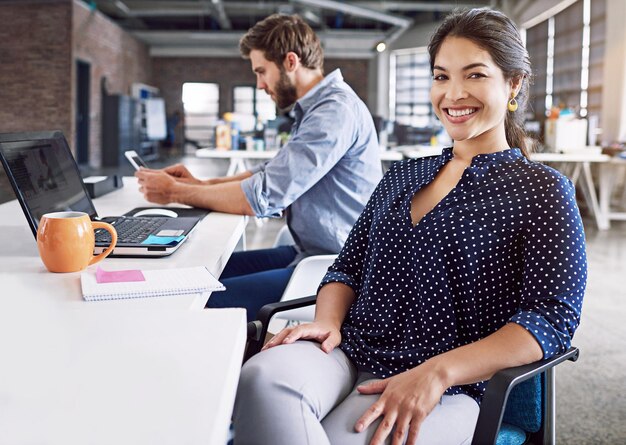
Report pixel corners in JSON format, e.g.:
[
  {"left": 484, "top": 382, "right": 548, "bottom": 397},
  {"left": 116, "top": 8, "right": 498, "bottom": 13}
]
[{"left": 282, "top": 52, "right": 300, "bottom": 72}]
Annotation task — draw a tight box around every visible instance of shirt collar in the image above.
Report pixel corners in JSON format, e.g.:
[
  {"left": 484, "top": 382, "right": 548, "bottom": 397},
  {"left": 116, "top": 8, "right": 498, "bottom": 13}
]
[
  {"left": 440, "top": 146, "right": 524, "bottom": 167},
  {"left": 295, "top": 69, "right": 343, "bottom": 115}
]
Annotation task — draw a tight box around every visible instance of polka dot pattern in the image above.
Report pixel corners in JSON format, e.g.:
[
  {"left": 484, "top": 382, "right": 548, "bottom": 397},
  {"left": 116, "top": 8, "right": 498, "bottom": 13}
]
[{"left": 320, "top": 147, "right": 588, "bottom": 402}]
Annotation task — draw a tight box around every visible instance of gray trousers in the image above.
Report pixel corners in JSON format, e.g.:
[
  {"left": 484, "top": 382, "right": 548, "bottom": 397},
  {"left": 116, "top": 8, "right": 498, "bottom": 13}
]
[{"left": 233, "top": 341, "right": 479, "bottom": 445}]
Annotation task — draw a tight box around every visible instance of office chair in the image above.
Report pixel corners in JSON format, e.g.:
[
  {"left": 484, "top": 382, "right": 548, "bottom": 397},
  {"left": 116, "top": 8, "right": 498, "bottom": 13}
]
[
  {"left": 268, "top": 225, "right": 337, "bottom": 324},
  {"left": 245, "top": 295, "right": 579, "bottom": 445}
]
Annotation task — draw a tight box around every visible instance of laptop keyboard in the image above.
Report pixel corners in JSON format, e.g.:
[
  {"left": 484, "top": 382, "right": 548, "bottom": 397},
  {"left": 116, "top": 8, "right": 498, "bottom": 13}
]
[{"left": 95, "top": 217, "right": 169, "bottom": 244}]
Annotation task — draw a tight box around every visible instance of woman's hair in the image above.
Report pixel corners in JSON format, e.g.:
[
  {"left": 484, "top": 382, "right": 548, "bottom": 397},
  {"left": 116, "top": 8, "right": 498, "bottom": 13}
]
[
  {"left": 428, "top": 8, "right": 533, "bottom": 157},
  {"left": 239, "top": 14, "right": 324, "bottom": 72}
]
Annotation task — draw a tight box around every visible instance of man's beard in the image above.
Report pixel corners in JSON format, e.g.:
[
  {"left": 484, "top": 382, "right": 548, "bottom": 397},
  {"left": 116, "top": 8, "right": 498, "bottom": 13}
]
[{"left": 273, "top": 68, "right": 298, "bottom": 110}]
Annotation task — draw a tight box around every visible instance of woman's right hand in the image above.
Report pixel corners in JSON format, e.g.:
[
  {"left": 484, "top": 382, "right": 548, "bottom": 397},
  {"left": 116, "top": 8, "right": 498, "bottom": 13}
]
[{"left": 262, "top": 321, "right": 342, "bottom": 354}]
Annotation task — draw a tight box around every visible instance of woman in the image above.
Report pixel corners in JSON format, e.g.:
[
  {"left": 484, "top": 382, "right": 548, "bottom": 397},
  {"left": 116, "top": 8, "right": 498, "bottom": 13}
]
[{"left": 233, "top": 8, "right": 587, "bottom": 445}]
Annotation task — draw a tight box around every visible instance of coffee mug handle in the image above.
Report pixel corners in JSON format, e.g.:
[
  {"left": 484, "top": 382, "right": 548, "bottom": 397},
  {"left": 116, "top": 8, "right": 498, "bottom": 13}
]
[{"left": 89, "top": 221, "right": 118, "bottom": 266}]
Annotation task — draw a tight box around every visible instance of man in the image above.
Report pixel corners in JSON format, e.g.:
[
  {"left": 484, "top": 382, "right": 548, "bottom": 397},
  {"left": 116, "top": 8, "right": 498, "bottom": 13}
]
[{"left": 136, "top": 14, "right": 382, "bottom": 321}]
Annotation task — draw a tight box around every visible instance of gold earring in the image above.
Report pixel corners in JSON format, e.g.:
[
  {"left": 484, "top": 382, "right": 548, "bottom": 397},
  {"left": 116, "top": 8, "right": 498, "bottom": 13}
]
[{"left": 508, "top": 93, "right": 518, "bottom": 112}]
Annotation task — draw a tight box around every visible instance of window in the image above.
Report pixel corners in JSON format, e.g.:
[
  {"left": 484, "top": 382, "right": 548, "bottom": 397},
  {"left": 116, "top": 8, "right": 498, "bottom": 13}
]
[
  {"left": 526, "top": 20, "right": 549, "bottom": 120},
  {"left": 552, "top": 1, "right": 584, "bottom": 113},
  {"left": 587, "top": 0, "right": 606, "bottom": 119},
  {"left": 182, "top": 82, "right": 219, "bottom": 146},
  {"left": 233, "top": 86, "right": 276, "bottom": 123},
  {"left": 525, "top": 0, "right": 605, "bottom": 128},
  {"left": 390, "top": 48, "right": 435, "bottom": 128}
]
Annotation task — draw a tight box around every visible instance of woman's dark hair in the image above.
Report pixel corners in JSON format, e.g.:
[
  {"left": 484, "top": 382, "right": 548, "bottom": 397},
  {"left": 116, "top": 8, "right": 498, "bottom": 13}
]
[
  {"left": 240, "top": 14, "right": 324, "bottom": 72},
  {"left": 428, "top": 8, "right": 533, "bottom": 157}
]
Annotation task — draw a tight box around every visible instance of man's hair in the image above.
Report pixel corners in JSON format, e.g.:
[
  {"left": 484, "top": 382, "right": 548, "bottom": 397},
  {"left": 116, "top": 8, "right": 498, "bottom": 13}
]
[{"left": 239, "top": 14, "right": 324, "bottom": 71}]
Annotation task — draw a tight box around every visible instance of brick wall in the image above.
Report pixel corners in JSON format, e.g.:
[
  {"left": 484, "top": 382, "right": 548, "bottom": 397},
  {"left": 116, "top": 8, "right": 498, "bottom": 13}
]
[
  {"left": 0, "top": 0, "right": 73, "bottom": 139},
  {"left": 325, "top": 59, "right": 369, "bottom": 104},
  {"left": 73, "top": 1, "right": 152, "bottom": 167},
  {"left": 0, "top": 1, "right": 151, "bottom": 168},
  {"left": 152, "top": 57, "right": 370, "bottom": 121}
]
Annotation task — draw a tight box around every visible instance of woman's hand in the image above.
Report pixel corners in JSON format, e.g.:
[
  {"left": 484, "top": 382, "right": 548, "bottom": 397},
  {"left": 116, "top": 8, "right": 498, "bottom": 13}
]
[
  {"left": 355, "top": 361, "right": 449, "bottom": 445},
  {"left": 262, "top": 321, "right": 341, "bottom": 354}
]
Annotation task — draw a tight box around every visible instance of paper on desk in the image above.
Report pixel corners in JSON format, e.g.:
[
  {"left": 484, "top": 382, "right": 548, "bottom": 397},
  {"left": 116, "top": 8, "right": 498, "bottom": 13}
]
[
  {"left": 141, "top": 234, "right": 185, "bottom": 245},
  {"left": 96, "top": 266, "right": 145, "bottom": 283}
]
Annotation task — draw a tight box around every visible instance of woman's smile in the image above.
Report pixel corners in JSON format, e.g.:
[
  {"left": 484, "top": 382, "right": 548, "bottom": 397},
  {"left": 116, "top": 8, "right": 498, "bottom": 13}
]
[{"left": 443, "top": 107, "right": 480, "bottom": 124}]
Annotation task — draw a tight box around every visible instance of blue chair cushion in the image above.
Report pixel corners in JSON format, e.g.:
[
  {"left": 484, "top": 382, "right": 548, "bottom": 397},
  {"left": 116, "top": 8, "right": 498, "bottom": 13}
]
[
  {"left": 496, "top": 423, "right": 528, "bottom": 445},
  {"left": 502, "top": 374, "right": 542, "bottom": 433}
]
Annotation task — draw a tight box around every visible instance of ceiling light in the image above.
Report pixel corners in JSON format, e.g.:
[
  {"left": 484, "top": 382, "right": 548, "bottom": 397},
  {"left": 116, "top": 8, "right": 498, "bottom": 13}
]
[{"left": 376, "top": 42, "right": 387, "bottom": 53}]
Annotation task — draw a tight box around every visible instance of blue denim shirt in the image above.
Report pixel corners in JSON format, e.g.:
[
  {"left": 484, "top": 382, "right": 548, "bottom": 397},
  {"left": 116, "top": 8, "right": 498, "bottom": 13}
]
[{"left": 241, "top": 69, "right": 382, "bottom": 259}]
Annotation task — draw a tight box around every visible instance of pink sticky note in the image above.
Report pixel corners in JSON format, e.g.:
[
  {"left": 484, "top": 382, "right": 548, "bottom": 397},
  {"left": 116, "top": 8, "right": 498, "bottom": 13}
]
[{"left": 96, "top": 266, "right": 146, "bottom": 284}]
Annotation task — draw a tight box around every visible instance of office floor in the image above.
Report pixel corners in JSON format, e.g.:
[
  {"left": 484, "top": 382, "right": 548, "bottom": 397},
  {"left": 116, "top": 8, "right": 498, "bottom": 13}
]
[{"left": 0, "top": 152, "right": 624, "bottom": 444}]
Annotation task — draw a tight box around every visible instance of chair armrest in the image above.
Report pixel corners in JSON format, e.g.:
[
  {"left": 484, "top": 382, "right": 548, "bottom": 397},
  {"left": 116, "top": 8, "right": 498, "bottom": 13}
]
[
  {"left": 471, "top": 347, "right": 579, "bottom": 445},
  {"left": 244, "top": 295, "right": 317, "bottom": 363}
]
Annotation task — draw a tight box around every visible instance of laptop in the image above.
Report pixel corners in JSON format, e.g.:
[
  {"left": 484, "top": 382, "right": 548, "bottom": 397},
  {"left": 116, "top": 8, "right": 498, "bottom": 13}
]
[{"left": 0, "top": 131, "right": 208, "bottom": 257}]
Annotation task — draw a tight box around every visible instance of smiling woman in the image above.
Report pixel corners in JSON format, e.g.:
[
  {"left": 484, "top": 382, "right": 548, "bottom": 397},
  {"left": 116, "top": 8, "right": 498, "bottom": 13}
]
[
  {"left": 430, "top": 37, "right": 521, "bottom": 152},
  {"left": 428, "top": 9, "right": 533, "bottom": 158},
  {"left": 233, "top": 8, "right": 587, "bottom": 445}
]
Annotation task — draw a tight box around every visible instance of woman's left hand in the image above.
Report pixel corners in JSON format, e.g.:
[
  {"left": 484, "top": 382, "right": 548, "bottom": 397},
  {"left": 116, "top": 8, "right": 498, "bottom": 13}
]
[{"left": 355, "top": 362, "right": 449, "bottom": 445}]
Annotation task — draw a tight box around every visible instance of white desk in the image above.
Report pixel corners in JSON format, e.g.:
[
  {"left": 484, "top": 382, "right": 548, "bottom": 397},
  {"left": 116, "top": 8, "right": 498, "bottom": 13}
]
[
  {"left": 196, "top": 148, "right": 275, "bottom": 176},
  {"left": 599, "top": 156, "right": 626, "bottom": 228},
  {"left": 196, "top": 147, "right": 404, "bottom": 176},
  {"left": 0, "top": 307, "right": 246, "bottom": 445},
  {"left": 0, "top": 177, "right": 248, "bottom": 445},
  {"left": 0, "top": 177, "right": 246, "bottom": 310}
]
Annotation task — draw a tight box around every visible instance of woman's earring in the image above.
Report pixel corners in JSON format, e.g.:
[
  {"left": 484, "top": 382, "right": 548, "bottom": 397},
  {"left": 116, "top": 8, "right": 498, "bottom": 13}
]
[{"left": 508, "top": 93, "right": 518, "bottom": 112}]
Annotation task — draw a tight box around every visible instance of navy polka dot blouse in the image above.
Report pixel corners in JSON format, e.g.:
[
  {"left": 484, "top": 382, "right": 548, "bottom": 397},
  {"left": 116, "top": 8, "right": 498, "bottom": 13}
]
[{"left": 320, "top": 147, "right": 587, "bottom": 402}]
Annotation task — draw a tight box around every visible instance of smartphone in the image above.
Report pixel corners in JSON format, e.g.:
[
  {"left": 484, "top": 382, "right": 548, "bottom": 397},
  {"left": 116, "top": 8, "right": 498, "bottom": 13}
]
[{"left": 124, "top": 150, "right": 148, "bottom": 170}]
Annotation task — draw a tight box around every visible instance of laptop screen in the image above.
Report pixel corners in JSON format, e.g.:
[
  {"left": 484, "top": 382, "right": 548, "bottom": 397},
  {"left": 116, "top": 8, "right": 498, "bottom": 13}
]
[{"left": 0, "top": 132, "right": 97, "bottom": 235}]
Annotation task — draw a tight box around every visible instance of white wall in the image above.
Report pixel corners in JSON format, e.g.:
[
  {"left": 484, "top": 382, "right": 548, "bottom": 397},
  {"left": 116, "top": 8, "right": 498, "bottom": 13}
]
[
  {"left": 391, "top": 22, "right": 440, "bottom": 51},
  {"left": 600, "top": 0, "right": 626, "bottom": 142}
]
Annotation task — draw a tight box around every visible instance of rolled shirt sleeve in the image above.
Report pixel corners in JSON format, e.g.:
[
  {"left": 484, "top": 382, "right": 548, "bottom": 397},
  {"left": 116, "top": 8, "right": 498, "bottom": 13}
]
[
  {"left": 240, "top": 98, "right": 358, "bottom": 218},
  {"left": 511, "top": 175, "right": 587, "bottom": 358}
]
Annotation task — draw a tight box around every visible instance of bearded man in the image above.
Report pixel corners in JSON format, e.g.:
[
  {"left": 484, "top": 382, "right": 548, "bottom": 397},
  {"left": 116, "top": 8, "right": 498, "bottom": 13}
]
[{"left": 136, "top": 14, "right": 382, "bottom": 321}]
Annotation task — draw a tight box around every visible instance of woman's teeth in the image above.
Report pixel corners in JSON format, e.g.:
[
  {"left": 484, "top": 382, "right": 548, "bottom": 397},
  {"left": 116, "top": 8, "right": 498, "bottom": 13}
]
[{"left": 447, "top": 108, "right": 476, "bottom": 117}]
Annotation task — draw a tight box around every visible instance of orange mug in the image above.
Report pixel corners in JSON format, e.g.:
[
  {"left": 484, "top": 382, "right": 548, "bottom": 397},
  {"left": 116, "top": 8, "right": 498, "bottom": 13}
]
[{"left": 37, "top": 211, "right": 117, "bottom": 273}]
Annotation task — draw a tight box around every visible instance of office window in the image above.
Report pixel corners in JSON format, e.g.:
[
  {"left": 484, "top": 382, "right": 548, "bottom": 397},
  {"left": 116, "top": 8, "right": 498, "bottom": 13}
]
[
  {"left": 552, "top": 1, "right": 584, "bottom": 112},
  {"left": 587, "top": 0, "right": 606, "bottom": 120},
  {"left": 525, "top": 0, "right": 605, "bottom": 128},
  {"left": 233, "top": 86, "right": 276, "bottom": 123},
  {"left": 182, "top": 82, "right": 219, "bottom": 146},
  {"left": 526, "top": 20, "right": 549, "bottom": 120},
  {"left": 390, "top": 48, "right": 434, "bottom": 128}
]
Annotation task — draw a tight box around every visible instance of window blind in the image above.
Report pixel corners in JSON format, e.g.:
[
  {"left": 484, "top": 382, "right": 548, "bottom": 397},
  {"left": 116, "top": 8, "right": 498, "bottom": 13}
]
[
  {"left": 552, "top": 1, "right": 584, "bottom": 111},
  {"left": 527, "top": 20, "right": 549, "bottom": 120},
  {"left": 587, "top": 0, "right": 606, "bottom": 121}
]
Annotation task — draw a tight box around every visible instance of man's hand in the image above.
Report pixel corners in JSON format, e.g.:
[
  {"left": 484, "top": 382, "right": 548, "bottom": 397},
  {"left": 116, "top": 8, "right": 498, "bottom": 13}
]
[
  {"left": 262, "top": 321, "right": 341, "bottom": 354},
  {"left": 135, "top": 169, "right": 179, "bottom": 204},
  {"left": 161, "top": 164, "right": 202, "bottom": 184},
  {"left": 355, "top": 362, "right": 448, "bottom": 445}
]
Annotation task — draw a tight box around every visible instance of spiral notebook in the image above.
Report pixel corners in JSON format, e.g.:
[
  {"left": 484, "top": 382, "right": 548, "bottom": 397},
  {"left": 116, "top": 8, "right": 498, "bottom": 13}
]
[{"left": 80, "top": 266, "right": 225, "bottom": 301}]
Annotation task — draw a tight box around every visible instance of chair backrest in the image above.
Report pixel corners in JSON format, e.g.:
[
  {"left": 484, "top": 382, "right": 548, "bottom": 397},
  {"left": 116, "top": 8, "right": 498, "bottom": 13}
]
[
  {"left": 272, "top": 225, "right": 295, "bottom": 248},
  {"left": 502, "top": 374, "right": 542, "bottom": 432},
  {"left": 274, "top": 254, "right": 337, "bottom": 322}
]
